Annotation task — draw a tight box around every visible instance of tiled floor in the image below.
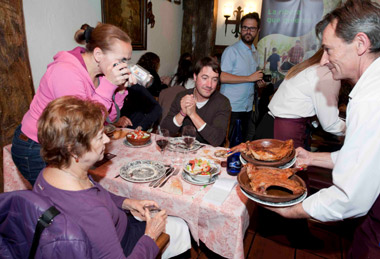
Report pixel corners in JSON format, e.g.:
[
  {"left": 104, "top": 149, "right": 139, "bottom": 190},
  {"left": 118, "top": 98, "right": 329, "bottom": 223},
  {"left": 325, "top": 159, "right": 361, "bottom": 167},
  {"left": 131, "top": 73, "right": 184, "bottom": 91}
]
[{"left": 189, "top": 210, "right": 361, "bottom": 259}]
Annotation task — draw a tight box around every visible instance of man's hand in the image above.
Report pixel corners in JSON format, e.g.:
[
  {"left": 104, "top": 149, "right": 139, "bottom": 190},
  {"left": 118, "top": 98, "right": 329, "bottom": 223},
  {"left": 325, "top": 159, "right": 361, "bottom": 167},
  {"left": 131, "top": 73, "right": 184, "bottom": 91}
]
[
  {"left": 262, "top": 203, "right": 310, "bottom": 219},
  {"left": 248, "top": 70, "right": 264, "bottom": 82},
  {"left": 295, "top": 147, "right": 313, "bottom": 168},
  {"left": 180, "top": 94, "right": 195, "bottom": 116},
  {"left": 185, "top": 99, "right": 196, "bottom": 117}
]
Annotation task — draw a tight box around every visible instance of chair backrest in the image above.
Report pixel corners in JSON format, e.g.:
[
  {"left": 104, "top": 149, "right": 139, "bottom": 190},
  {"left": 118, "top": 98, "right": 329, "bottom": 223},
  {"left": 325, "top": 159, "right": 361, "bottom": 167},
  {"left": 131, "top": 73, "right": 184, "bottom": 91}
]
[
  {"left": 0, "top": 190, "right": 91, "bottom": 259},
  {"left": 158, "top": 85, "right": 186, "bottom": 123}
]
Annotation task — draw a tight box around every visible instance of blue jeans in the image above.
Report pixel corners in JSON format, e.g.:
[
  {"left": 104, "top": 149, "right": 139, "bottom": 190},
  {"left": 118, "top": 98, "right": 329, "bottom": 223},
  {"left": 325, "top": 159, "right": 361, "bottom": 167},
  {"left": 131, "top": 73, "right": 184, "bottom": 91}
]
[{"left": 11, "top": 125, "right": 46, "bottom": 186}]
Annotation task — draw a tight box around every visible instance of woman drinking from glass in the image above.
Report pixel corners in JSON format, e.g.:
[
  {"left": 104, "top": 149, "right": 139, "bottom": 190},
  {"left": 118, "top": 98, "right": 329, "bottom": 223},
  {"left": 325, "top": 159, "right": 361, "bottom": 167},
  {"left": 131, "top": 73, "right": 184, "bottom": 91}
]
[{"left": 12, "top": 23, "right": 136, "bottom": 185}]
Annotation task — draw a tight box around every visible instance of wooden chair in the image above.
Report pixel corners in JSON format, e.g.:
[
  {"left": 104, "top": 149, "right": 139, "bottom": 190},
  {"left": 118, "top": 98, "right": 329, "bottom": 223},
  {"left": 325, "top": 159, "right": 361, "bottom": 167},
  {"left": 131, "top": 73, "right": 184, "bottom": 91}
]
[{"left": 155, "top": 232, "right": 170, "bottom": 258}]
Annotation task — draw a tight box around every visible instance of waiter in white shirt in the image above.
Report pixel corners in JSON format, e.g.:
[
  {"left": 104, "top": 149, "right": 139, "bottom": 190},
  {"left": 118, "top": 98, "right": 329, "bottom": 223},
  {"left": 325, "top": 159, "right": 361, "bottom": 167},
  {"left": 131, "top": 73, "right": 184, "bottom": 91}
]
[{"left": 265, "top": 1, "right": 380, "bottom": 257}]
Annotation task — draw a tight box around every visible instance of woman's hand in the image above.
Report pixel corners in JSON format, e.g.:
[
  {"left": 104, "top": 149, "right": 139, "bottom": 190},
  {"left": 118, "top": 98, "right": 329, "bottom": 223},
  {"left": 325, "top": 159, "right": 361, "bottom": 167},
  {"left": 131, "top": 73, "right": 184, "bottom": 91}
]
[
  {"left": 144, "top": 209, "right": 167, "bottom": 241},
  {"left": 114, "top": 116, "right": 133, "bottom": 128},
  {"left": 122, "top": 199, "right": 159, "bottom": 218},
  {"left": 295, "top": 147, "right": 313, "bottom": 168},
  {"left": 105, "top": 61, "right": 130, "bottom": 86}
]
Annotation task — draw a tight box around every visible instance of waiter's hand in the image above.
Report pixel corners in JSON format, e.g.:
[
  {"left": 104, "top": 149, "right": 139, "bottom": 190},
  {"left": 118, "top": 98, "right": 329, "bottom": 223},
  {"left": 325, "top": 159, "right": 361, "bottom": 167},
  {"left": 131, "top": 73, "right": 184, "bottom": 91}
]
[{"left": 295, "top": 147, "right": 313, "bottom": 167}]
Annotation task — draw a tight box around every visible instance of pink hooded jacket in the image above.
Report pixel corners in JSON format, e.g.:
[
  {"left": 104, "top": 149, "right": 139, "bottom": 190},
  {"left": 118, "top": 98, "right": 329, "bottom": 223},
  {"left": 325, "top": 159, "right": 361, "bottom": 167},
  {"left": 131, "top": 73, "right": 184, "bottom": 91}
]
[{"left": 21, "top": 47, "right": 128, "bottom": 142}]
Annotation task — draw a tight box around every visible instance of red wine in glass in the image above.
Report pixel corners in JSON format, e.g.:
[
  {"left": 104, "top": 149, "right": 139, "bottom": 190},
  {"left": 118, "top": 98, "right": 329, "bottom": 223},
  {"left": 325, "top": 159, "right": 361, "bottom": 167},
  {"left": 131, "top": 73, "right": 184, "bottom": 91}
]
[
  {"left": 183, "top": 137, "right": 195, "bottom": 149},
  {"left": 156, "top": 139, "right": 168, "bottom": 151}
]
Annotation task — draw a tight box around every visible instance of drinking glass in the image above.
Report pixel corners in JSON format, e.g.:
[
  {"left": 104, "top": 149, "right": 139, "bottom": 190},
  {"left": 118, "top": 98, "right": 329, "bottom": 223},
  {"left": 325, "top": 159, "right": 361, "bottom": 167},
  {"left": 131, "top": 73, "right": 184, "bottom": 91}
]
[
  {"left": 155, "top": 128, "right": 169, "bottom": 161},
  {"left": 182, "top": 125, "right": 196, "bottom": 151}
]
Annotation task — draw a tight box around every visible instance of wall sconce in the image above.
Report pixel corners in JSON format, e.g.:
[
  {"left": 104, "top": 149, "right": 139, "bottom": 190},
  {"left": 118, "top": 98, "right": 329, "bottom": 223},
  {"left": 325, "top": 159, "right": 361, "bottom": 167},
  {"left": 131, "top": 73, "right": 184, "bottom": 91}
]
[{"left": 224, "top": 5, "right": 244, "bottom": 38}]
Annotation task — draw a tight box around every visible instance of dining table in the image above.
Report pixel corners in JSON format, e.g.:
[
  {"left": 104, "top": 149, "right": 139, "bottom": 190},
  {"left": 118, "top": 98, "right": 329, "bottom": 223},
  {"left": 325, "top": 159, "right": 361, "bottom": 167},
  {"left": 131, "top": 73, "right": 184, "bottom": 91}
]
[
  {"left": 2, "top": 130, "right": 255, "bottom": 259},
  {"left": 89, "top": 130, "right": 255, "bottom": 259}
]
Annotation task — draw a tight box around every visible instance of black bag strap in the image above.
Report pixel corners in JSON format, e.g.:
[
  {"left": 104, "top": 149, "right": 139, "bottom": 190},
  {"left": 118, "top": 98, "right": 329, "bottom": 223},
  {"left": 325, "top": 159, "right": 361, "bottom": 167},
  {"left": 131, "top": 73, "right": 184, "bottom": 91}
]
[{"left": 28, "top": 206, "right": 61, "bottom": 259}]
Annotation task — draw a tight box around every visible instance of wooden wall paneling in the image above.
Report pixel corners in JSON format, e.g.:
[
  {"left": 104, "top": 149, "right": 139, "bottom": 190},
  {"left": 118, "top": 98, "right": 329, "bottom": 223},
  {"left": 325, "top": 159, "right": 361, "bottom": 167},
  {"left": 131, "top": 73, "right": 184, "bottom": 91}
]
[
  {"left": 181, "top": 0, "right": 218, "bottom": 61},
  {"left": 0, "top": 0, "right": 35, "bottom": 192}
]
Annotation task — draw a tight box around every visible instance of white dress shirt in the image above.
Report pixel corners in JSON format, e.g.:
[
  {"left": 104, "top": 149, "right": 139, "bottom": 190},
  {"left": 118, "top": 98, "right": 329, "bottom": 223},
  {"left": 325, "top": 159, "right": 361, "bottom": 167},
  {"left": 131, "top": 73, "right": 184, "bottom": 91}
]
[
  {"left": 303, "top": 57, "right": 380, "bottom": 221},
  {"left": 269, "top": 64, "right": 346, "bottom": 136}
]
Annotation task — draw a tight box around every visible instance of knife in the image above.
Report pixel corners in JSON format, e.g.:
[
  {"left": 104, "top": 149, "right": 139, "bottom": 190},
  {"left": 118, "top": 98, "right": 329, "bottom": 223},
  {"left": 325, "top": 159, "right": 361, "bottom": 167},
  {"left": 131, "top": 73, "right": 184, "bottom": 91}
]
[
  {"left": 150, "top": 167, "right": 173, "bottom": 187},
  {"left": 158, "top": 168, "right": 179, "bottom": 188}
]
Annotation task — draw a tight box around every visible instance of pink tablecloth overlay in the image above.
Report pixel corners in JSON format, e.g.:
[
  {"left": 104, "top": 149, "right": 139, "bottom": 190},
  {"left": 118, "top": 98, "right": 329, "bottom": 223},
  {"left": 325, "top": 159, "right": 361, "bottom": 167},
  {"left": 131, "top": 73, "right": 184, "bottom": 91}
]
[
  {"left": 91, "top": 137, "right": 254, "bottom": 259},
  {"left": 3, "top": 144, "right": 32, "bottom": 192}
]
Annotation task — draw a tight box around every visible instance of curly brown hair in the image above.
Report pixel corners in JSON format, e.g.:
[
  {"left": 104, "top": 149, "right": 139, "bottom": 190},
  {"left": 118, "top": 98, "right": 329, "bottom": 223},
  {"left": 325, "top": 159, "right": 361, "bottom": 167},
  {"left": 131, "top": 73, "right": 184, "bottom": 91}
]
[{"left": 38, "top": 96, "right": 108, "bottom": 168}]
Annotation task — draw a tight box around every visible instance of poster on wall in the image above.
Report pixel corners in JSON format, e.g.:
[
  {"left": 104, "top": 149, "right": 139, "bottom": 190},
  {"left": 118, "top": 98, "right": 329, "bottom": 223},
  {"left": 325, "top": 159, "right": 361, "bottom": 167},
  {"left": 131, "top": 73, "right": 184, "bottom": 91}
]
[{"left": 257, "top": 0, "right": 341, "bottom": 81}]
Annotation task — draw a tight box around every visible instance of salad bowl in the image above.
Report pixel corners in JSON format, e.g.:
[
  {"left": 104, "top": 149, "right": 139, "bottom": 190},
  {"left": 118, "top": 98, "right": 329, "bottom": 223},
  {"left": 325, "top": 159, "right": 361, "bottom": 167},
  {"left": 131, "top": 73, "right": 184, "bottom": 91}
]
[{"left": 184, "top": 157, "right": 221, "bottom": 182}]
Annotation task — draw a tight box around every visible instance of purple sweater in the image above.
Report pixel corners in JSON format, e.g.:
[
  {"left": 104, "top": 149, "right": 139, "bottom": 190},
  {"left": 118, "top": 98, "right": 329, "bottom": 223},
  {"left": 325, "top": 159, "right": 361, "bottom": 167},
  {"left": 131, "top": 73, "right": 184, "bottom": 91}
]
[
  {"left": 33, "top": 173, "right": 158, "bottom": 258},
  {"left": 21, "top": 47, "right": 128, "bottom": 142}
]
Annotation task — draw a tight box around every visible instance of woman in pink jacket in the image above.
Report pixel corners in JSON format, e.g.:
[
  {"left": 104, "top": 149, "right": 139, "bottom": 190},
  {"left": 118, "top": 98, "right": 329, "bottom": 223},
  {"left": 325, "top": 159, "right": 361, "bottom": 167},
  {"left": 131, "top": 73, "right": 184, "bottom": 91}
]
[{"left": 11, "top": 23, "right": 136, "bottom": 185}]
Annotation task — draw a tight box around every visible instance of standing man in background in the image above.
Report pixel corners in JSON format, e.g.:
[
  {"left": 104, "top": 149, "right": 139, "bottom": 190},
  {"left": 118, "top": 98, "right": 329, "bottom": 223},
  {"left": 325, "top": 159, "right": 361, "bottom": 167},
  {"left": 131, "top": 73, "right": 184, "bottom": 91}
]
[
  {"left": 287, "top": 40, "right": 304, "bottom": 65},
  {"left": 220, "top": 12, "right": 264, "bottom": 141}
]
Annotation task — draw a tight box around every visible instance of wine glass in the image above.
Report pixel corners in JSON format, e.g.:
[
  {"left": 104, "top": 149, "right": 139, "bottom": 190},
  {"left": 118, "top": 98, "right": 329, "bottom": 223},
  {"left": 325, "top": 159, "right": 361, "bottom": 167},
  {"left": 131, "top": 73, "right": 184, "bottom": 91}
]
[
  {"left": 182, "top": 125, "right": 196, "bottom": 151},
  {"left": 155, "top": 128, "right": 169, "bottom": 160}
]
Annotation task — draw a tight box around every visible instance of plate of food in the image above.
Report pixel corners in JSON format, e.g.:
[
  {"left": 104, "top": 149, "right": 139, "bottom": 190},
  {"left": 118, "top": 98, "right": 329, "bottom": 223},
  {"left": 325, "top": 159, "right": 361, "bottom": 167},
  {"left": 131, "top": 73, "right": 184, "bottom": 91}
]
[
  {"left": 125, "top": 130, "right": 152, "bottom": 147},
  {"left": 237, "top": 163, "right": 306, "bottom": 203},
  {"left": 234, "top": 139, "right": 295, "bottom": 167},
  {"left": 239, "top": 154, "right": 296, "bottom": 169},
  {"left": 183, "top": 157, "right": 221, "bottom": 182},
  {"left": 167, "top": 137, "right": 203, "bottom": 153},
  {"left": 120, "top": 160, "right": 166, "bottom": 183}
]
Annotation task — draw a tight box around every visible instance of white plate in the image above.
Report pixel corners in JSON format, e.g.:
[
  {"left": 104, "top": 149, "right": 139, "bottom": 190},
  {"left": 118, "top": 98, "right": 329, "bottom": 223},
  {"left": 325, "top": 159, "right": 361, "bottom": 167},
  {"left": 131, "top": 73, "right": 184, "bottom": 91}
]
[
  {"left": 181, "top": 171, "right": 217, "bottom": 186},
  {"left": 240, "top": 155, "right": 296, "bottom": 169},
  {"left": 240, "top": 187, "right": 307, "bottom": 207},
  {"left": 120, "top": 160, "right": 166, "bottom": 183},
  {"left": 123, "top": 139, "right": 152, "bottom": 148},
  {"left": 167, "top": 137, "right": 202, "bottom": 153},
  {"left": 183, "top": 157, "right": 221, "bottom": 181}
]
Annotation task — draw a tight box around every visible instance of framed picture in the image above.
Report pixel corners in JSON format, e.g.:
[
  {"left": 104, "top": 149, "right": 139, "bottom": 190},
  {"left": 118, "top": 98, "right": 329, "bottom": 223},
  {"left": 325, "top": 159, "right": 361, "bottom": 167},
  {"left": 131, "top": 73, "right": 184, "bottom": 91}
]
[{"left": 102, "top": 0, "right": 147, "bottom": 50}]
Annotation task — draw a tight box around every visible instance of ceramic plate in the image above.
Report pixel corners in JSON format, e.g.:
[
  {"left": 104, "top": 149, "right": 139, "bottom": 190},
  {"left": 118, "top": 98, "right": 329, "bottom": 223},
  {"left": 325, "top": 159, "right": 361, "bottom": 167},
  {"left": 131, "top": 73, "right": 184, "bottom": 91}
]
[
  {"left": 181, "top": 171, "right": 217, "bottom": 186},
  {"left": 167, "top": 137, "right": 203, "bottom": 153},
  {"left": 240, "top": 139, "right": 295, "bottom": 167},
  {"left": 237, "top": 166, "right": 306, "bottom": 203},
  {"left": 123, "top": 139, "right": 152, "bottom": 148},
  {"left": 240, "top": 187, "right": 307, "bottom": 207},
  {"left": 240, "top": 155, "right": 296, "bottom": 169},
  {"left": 120, "top": 160, "right": 166, "bottom": 183}
]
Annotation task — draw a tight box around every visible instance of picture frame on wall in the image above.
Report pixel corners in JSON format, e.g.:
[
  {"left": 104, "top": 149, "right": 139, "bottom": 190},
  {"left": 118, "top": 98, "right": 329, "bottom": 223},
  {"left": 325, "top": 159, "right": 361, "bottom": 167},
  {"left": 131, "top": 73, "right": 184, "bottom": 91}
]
[{"left": 102, "top": 0, "right": 147, "bottom": 50}]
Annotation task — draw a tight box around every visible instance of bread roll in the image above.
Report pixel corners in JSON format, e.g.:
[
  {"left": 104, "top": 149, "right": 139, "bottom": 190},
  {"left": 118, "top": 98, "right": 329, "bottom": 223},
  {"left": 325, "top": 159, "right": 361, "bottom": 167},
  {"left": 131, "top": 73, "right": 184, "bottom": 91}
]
[{"left": 161, "top": 177, "right": 183, "bottom": 195}]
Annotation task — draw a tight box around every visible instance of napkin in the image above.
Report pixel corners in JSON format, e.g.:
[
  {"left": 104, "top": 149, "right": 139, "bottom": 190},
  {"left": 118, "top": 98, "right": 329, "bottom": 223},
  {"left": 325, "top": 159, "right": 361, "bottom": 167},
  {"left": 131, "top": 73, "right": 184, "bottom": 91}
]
[{"left": 203, "top": 177, "right": 238, "bottom": 206}]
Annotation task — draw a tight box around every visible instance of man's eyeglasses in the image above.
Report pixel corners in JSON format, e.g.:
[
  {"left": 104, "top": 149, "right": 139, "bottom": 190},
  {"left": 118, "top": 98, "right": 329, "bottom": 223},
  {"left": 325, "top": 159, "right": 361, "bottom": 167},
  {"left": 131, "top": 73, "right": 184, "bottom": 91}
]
[{"left": 241, "top": 26, "right": 258, "bottom": 32}]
